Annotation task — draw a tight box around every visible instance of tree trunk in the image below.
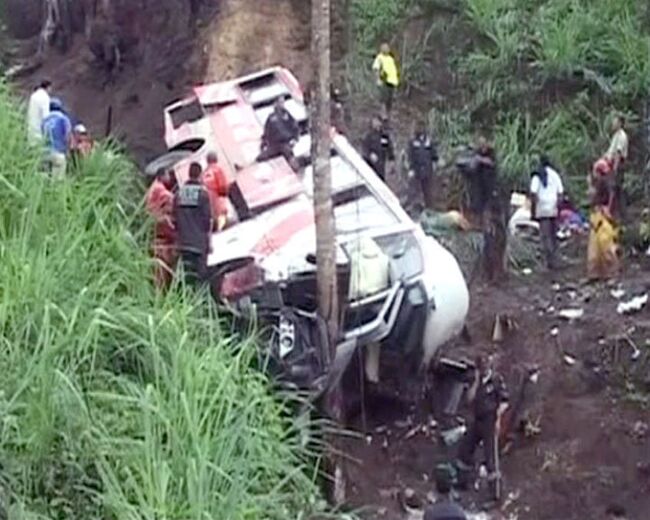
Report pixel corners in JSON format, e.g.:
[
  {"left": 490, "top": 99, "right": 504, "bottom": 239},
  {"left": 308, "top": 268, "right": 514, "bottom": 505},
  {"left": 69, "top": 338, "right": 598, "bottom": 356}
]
[{"left": 310, "top": 0, "right": 345, "bottom": 506}]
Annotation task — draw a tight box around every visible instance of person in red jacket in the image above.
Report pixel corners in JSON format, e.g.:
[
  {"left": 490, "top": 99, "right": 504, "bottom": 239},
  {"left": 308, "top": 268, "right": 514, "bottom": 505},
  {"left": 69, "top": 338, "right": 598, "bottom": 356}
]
[
  {"left": 146, "top": 168, "right": 177, "bottom": 289},
  {"left": 203, "top": 151, "right": 229, "bottom": 231}
]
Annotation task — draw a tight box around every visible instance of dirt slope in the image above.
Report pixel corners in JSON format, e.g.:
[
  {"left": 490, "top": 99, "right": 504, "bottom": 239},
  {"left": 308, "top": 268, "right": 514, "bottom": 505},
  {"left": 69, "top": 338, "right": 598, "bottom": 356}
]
[{"left": 204, "top": 0, "right": 310, "bottom": 84}]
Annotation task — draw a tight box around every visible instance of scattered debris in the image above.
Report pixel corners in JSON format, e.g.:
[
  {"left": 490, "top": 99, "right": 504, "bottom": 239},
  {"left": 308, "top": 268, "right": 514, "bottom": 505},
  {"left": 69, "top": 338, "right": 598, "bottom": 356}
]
[
  {"left": 610, "top": 288, "right": 626, "bottom": 299},
  {"left": 558, "top": 308, "right": 584, "bottom": 320},
  {"left": 399, "top": 487, "right": 424, "bottom": 516},
  {"left": 563, "top": 354, "right": 577, "bottom": 366},
  {"left": 502, "top": 489, "right": 521, "bottom": 510},
  {"left": 617, "top": 293, "right": 648, "bottom": 315},
  {"left": 441, "top": 425, "right": 467, "bottom": 446},
  {"left": 404, "top": 425, "right": 422, "bottom": 441},
  {"left": 632, "top": 421, "right": 649, "bottom": 440}
]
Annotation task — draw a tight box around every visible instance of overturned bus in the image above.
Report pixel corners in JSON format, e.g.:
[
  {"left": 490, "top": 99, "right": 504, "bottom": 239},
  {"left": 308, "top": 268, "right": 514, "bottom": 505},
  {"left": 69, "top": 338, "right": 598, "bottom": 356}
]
[{"left": 147, "top": 67, "right": 469, "bottom": 396}]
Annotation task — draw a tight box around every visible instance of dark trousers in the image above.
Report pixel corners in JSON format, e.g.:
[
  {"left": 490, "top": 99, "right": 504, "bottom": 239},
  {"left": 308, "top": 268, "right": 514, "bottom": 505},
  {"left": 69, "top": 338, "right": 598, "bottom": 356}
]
[
  {"left": 614, "top": 168, "right": 625, "bottom": 220},
  {"left": 418, "top": 174, "right": 435, "bottom": 208},
  {"left": 538, "top": 217, "right": 558, "bottom": 268},
  {"left": 459, "top": 415, "right": 498, "bottom": 475},
  {"left": 372, "top": 161, "right": 387, "bottom": 182},
  {"left": 179, "top": 250, "right": 207, "bottom": 285},
  {"left": 380, "top": 83, "right": 395, "bottom": 114},
  {"left": 258, "top": 141, "right": 298, "bottom": 170}
]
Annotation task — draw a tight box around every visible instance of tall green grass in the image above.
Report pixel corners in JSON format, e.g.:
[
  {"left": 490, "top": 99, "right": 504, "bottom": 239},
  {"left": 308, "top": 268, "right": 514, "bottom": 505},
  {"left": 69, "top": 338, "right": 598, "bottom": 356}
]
[{"left": 0, "top": 83, "right": 324, "bottom": 519}]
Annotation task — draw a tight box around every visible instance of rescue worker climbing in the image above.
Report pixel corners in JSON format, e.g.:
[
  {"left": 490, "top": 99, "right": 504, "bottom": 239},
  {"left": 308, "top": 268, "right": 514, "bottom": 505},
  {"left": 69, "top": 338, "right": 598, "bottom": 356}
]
[
  {"left": 457, "top": 354, "right": 509, "bottom": 503},
  {"left": 258, "top": 97, "right": 299, "bottom": 169},
  {"left": 408, "top": 121, "right": 439, "bottom": 209},
  {"left": 372, "top": 43, "right": 400, "bottom": 116},
  {"left": 362, "top": 116, "right": 394, "bottom": 182},
  {"left": 146, "top": 168, "right": 177, "bottom": 289},
  {"left": 203, "top": 151, "right": 229, "bottom": 231},
  {"left": 174, "top": 163, "right": 213, "bottom": 285}
]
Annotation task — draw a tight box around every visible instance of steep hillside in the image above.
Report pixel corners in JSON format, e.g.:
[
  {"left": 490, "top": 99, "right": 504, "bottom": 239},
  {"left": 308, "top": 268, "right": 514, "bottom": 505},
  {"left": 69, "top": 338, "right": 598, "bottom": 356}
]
[{"left": 5, "top": 0, "right": 214, "bottom": 164}]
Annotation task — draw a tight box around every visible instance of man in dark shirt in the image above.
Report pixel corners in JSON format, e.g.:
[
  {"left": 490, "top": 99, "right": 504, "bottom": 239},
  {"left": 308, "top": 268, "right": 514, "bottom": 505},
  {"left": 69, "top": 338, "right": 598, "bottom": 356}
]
[
  {"left": 461, "top": 136, "right": 497, "bottom": 227},
  {"left": 174, "top": 162, "right": 213, "bottom": 284},
  {"left": 408, "top": 121, "right": 439, "bottom": 208},
  {"left": 424, "top": 466, "right": 467, "bottom": 520},
  {"left": 457, "top": 354, "right": 509, "bottom": 502},
  {"left": 258, "top": 97, "right": 300, "bottom": 168},
  {"left": 362, "top": 116, "right": 394, "bottom": 181}
]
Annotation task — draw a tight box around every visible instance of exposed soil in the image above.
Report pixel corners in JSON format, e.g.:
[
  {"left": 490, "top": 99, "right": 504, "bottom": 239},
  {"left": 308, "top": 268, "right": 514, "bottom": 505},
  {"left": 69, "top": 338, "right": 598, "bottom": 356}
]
[
  {"left": 7, "top": 3, "right": 650, "bottom": 519},
  {"left": 10, "top": 1, "right": 215, "bottom": 166},
  {"left": 345, "top": 248, "right": 650, "bottom": 519},
  {"left": 204, "top": 0, "right": 310, "bottom": 84}
]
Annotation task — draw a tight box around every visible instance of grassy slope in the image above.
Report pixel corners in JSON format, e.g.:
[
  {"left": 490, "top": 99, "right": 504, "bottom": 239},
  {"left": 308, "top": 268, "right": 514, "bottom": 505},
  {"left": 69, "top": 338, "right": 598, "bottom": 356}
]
[
  {"left": 346, "top": 0, "right": 649, "bottom": 203},
  {"left": 0, "top": 85, "right": 322, "bottom": 519}
]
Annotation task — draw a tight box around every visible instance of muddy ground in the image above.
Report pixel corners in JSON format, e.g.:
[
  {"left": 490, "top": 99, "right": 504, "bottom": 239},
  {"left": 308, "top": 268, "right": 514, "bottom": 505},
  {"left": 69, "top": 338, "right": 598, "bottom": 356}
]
[
  {"left": 7, "top": 2, "right": 650, "bottom": 519},
  {"left": 345, "top": 246, "right": 650, "bottom": 519}
]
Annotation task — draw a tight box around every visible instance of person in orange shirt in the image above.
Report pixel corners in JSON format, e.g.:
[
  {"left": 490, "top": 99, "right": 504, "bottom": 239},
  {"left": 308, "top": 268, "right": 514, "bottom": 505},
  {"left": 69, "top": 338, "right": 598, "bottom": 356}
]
[
  {"left": 203, "top": 151, "right": 229, "bottom": 231},
  {"left": 146, "top": 168, "right": 177, "bottom": 289}
]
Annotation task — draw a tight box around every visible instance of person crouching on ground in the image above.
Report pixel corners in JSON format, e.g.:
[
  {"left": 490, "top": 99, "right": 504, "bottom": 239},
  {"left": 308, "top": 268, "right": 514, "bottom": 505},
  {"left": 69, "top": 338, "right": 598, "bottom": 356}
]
[
  {"left": 41, "top": 98, "right": 72, "bottom": 178},
  {"left": 372, "top": 42, "right": 400, "bottom": 117},
  {"left": 408, "top": 120, "right": 439, "bottom": 209},
  {"left": 457, "top": 354, "right": 509, "bottom": 502},
  {"left": 174, "top": 162, "right": 213, "bottom": 285},
  {"left": 203, "top": 151, "right": 229, "bottom": 231},
  {"left": 530, "top": 155, "right": 564, "bottom": 270},
  {"left": 258, "top": 97, "right": 300, "bottom": 170},
  {"left": 424, "top": 466, "right": 467, "bottom": 520},
  {"left": 146, "top": 168, "right": 177, "bottom": 289}
]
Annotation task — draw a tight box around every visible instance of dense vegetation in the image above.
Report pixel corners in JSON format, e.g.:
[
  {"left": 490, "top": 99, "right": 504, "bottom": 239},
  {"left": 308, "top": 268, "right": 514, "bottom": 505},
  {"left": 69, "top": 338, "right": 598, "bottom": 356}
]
[
  {"left": 0, "top": 85, "right": 325, "bottom": 519},
  {"left": 346, "top": 0, "right": 650, "bottom": 201}
]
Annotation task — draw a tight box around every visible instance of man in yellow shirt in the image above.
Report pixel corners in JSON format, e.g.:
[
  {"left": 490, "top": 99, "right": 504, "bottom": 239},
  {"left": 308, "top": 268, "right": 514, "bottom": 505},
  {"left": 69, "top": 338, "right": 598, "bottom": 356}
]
[{"left": 372, "top": 43, "right": 400, "bottom": 116}]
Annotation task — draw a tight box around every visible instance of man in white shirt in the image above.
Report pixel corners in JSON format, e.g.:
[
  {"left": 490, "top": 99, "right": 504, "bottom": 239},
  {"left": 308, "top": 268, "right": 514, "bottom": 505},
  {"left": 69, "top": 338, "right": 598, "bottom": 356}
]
[
  {"left": 27, "top": 80, "right": 52, "bottom": 145},
  {"left": 530, "top": 156, "right": 564, "bottom": 269},
  {"left": 605, "top": 115, "right": 629, "bottom": 218}
]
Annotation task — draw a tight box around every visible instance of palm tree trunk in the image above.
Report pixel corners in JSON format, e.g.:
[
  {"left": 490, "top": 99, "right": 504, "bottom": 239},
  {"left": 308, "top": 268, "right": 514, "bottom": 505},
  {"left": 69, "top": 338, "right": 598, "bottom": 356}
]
[{"left": 310, "top": 0, "right": 346, "bottom": 506}]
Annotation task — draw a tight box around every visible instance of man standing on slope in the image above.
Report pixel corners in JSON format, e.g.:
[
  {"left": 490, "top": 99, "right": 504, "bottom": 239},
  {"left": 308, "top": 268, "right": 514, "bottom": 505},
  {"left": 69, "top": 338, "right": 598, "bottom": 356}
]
[
  {"left": 372, "top": 43, "right": 400, "bottom": 117},
  {"left": 408, "top": 120, "right": 439, "bottom": 209},
  {"left": 146, "top": 168, "right": 177, "bottom": 290},
  {"left": 27, "top": 80, "right": 52, "bottom": 145},
  {"left": 174, "top": 163, "right": 213, "bottom": 284},
  {"left": 203, "top": 151, "right": 229, "bottom": 231},
  {"left": 457, "top": 355, "right": 509, "bottom": 504},
  {"left": 41, "top": 98, "right": 72, "bottom": 178},
  {"left": 530, "top": 155, "right": 564, "bottom": 270},
  {"left": 362, "top": 116, "right": 395, "bottom": 182}
]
